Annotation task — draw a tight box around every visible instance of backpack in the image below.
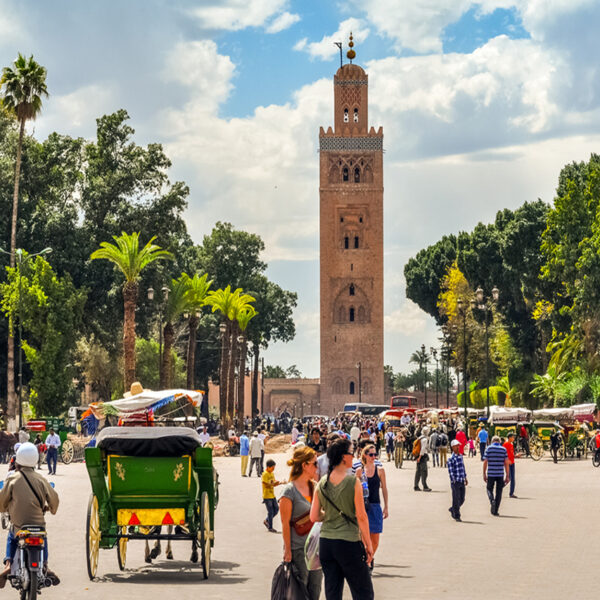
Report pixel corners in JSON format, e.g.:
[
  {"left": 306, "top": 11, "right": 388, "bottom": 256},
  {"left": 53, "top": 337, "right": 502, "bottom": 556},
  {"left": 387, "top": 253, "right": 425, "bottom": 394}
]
[
  {"left": 435, "top": 435, "right": 442, "bottom": 449},
  {"left": 411, "top": 438, "right": 421, "bottom": 458},
  {"left": 440, "top": 433, "right": 448, "bottom": 447}
]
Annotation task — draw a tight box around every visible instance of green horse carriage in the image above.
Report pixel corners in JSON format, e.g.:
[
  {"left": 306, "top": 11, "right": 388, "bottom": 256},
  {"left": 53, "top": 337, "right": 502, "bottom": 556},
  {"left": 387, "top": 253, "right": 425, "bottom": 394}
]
[
  {"left": 85, "top": 427, "right": 218, "bottom": 580},
  {"left": 83, "top": 388, "right": 217, "bottom": 580}
]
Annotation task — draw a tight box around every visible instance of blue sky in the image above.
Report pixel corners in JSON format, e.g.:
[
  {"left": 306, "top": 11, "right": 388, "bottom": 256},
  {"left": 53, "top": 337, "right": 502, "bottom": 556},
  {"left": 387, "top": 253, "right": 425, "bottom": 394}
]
[{"left": 1, "top": 0, "right": 600, "bottom": 382}]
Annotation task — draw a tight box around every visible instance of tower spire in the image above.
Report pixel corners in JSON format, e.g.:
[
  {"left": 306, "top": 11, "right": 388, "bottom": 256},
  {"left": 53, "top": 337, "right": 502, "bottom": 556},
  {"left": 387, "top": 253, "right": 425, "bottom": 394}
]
[{"left": 346, "top": 32, "right": 356, "bottom": 63}]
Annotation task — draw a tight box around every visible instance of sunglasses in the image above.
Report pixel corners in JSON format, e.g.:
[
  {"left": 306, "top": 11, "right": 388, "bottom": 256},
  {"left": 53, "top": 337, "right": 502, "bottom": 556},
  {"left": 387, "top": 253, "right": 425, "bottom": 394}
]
[
  {"left": 307, "top": 461, "right": 317, "bottom": 466},
  {"left": 366, "top": 453, "right": 376, "bottom": 457}
]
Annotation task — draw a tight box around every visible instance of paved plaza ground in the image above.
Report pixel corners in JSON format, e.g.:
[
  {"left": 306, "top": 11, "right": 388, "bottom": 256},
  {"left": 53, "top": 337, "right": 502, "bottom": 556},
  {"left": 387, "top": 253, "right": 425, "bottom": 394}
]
[{"left": 0, "top": 450, "right": 596, "bottom": 599}]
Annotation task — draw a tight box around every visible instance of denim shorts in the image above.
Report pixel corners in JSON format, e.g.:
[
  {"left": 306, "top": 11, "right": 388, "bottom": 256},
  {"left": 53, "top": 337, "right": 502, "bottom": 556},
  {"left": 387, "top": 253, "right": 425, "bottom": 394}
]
[{"left": 366, "top": 503, "right": 383, "bottom": 534}]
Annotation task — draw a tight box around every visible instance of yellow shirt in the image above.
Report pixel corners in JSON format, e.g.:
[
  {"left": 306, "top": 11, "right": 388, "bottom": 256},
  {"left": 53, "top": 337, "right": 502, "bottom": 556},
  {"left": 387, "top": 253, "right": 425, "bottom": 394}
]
[{"left": 262, "top": 470, "right": 276, "bottom": 499}]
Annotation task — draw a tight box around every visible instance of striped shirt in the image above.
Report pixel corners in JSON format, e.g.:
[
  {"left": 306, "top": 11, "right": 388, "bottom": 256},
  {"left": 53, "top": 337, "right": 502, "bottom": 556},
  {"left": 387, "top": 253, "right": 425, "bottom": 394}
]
[
  {"left": 352, "top": 458, "right": 382, "bottom": 474},
  {"left": 447, "top": 452, "right": 467, "bottom": 483},
  {"left": 484, "top": 443, "right": 507, "bottom": 477}
]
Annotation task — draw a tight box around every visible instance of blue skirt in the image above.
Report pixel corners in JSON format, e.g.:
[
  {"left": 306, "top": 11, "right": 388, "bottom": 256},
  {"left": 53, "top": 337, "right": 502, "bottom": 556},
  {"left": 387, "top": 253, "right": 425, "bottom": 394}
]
[{"left": 367, "top": 503, "right": 383, "bottom": 534}]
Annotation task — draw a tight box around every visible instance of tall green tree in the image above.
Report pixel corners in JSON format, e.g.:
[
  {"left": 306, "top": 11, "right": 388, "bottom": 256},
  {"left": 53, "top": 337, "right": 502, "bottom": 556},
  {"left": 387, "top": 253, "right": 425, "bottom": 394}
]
[
  {"left": 90, "top": 232, "right": 172, "bottom": 389},
  {"left": 1, "top": 54, "right": 48, "bottom": 421}
]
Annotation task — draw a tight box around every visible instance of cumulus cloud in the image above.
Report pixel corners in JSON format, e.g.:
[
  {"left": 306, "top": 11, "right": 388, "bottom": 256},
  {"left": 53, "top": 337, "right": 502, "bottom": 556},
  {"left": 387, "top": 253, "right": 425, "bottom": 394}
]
[
  {"left": 385, "top": 302, "right": 429, "bottom": 336},
  {"left": 163, "top": 40, "right": 235, "bottom": 112},
  {"left": 266, "top": 11, "right": 300, "bottom": 34},
  {"left": 294, "top": 18, "right": 369, "bottom": 61},
  {"left": 189, "top": 0, "right": 287, "bottom": 31}
]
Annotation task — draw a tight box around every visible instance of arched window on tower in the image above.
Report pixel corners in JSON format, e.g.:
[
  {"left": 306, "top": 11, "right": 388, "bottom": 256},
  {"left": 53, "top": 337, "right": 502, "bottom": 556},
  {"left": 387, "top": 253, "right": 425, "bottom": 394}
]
[
  {"left": 349, "top": 307, "right": 355, "bottom": 322},
  {"left": 342, "top": 167, "right": 349, "bottom": 182},
  {"left": 349, "top": 381, "right": 355, "bottom": 395},
  {"left": 354, "top": 108, "right": 359, "bottom": 122},
  {"left": 344, "top": 236, "right": 349, "bottom": 249},
  {"left": 354, "top": 236, "right": 359, "bottom": 249},
  {"left": 343, "top": 108, "right": 349, "bottom": 123},
  {"left": 349, "top": 284, "right": 355, "bottom": 296},
  {"left": 354, "top": 167, "right": 360, "bottom": 183}
]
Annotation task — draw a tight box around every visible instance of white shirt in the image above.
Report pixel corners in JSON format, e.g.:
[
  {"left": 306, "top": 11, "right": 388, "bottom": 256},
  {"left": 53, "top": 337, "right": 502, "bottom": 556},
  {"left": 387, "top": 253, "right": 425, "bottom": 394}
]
[
  {"left": 419, "top": 435, "right": 429, "bottom": 457},
  {"left": 198, "top": 432, "right": 210, "bottom": 444},
  {"left": 316, "top": 453, "right": 329, "bottom": 479},
  {"left": 291, "top": 427, "right": 299, "bottom": 443},
  {"left": 350, "top": 426, "right": 360, "bottom": 442},
  {"left": 227, "top": 429, "right": 236, "bottom": 439},
  {"left": 249, "top": 437, "right": 263, "bottom": 458},
  {"left": 46, "top": 433, "right": 61, "bottom": 448},
  {"left": 401, "top": 415, "right": 411, "bottom": 425}
]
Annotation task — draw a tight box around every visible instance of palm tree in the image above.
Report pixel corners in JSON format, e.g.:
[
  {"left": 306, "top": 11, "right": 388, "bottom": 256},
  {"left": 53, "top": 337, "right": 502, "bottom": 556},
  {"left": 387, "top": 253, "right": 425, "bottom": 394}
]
[
  {"left": 90, "top": 232, "right": 171, "bottom": 389},
  {"left": 183, "top": 273, "right": 212, "bottom": 389},
  {"left": 236, "top": 306, "right": 257, "bottom": 429},
  {"left": 1, "top": 54, "right": 48, "bottom": 423},
  {"left": 205, "top": 287, "right": 255, "bottom": 430},
  {"left": 409, "top": 348, "right": 430, "bottom": 392},
  {"left": 161, "top": 274, "right": 191, "bottom": 389}
]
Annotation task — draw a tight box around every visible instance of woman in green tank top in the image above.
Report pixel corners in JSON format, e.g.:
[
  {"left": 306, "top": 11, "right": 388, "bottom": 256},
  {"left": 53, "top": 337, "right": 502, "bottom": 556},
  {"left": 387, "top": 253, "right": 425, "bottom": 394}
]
[{"left": 310, "top": 438, "right": 374, "bottom": 600}]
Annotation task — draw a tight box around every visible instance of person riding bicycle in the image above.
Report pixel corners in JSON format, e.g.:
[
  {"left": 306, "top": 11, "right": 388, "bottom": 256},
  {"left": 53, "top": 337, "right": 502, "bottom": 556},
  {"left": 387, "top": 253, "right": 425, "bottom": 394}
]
[{"left": 0, "top": 442, "right": 60, "bottom": 588}]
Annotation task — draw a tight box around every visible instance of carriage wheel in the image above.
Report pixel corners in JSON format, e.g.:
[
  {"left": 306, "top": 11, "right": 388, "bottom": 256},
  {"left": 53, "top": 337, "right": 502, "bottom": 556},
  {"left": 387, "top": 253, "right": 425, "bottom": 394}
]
[
  {"left": 199, "top": 492, "right": 211, "bottom": 580},
  {"left": 61, "top": 440, "right": 74, "bottom": 464},
  {"left": 530, "top": 438, "right": 543, "bottom": 461},
  {"left": 86, "top": 495, "right": 100, "bottom": 580},
  {"left": 117, "top": 526, "right": 127, "bottom": 570}
]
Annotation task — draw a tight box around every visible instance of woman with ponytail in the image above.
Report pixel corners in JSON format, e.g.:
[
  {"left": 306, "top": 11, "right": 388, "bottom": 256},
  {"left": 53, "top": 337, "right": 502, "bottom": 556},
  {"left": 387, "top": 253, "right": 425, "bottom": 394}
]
[
  {"left": 279, "top": 446, "right": 323, "bottom": 599},
  {"left": 310, "top": 438, "right": 374, "bottom": 600}
]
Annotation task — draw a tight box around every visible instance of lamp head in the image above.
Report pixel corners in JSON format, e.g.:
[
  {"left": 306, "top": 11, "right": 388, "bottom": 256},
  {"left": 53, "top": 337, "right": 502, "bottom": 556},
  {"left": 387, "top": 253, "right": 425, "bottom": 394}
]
[
  {"left": 476, "top": 287, "right": 484, "bottom": 303},
  {"left": 492, "top": 286, "right": 499, "bottom": 302},
  {"left": 147, "top": 287, "right": 155, "bottom": 301}
]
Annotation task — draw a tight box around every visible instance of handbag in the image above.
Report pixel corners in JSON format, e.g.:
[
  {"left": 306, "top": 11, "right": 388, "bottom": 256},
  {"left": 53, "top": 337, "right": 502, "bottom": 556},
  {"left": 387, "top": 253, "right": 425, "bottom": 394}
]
[
  {"left": 304, "top": 521, "right": 322, "bottom": 571},
  {"left": 271, "top": 561, "right": 310, "bottom": 600},
  {"left": 291, "top": 511, "right": 313, "bottom": 537}
]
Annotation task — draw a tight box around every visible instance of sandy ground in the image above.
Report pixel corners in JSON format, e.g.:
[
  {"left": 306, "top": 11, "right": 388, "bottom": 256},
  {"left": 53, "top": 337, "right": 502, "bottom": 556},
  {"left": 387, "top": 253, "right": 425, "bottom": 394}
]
[{"left": 0, "top": 449, "right": 597, "bottom": 599}]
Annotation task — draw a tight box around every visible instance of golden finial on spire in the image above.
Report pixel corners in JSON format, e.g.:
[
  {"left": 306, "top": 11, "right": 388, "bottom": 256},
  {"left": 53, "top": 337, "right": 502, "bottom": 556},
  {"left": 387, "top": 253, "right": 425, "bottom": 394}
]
[{"left": 346, "top": 32, "right": 356, "bottom": 62}]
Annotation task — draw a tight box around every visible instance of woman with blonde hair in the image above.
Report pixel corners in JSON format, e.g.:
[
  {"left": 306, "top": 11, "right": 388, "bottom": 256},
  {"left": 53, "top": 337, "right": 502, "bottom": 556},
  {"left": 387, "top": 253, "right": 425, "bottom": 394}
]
[
  {"left": 279, "top": 446, "right": 323, "bottom": 599},
  {"left": 355, "top": 443, "right": 389, "bottom": 571}
]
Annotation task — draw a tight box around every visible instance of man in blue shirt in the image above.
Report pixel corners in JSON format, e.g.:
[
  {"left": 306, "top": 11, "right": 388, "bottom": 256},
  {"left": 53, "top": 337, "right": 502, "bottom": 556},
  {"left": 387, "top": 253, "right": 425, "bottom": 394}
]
[
  {"left": 477, "top": 426, "right": 489, "bottom": 461},
  {"left": 447, "top": 439, "right": 468, "bottom": 521},
  {"left": 483, "top": 435, "right": 510, "bottom": 515},
  {"left": 239, "top": 431, "right": 250, "bottom": 477}
]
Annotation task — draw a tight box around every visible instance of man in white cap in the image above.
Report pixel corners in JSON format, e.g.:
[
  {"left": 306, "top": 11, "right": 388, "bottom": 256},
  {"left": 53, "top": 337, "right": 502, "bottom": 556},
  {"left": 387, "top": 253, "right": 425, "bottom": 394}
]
[
  {"left": 447, "top": 439, "right": 468, "bottom": 521},
  {"left": 0, "top": 442, "right": 60, "bottom": 587}
]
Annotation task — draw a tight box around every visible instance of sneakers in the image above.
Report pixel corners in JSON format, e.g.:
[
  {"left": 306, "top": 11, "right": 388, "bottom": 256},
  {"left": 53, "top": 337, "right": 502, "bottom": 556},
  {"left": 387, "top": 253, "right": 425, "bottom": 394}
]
[
  {"left": 268, "top": 528, "right": 277, "bottom": 533},
  {"left": 414, "top": 487, "right": 421, "bottom": 491},
  {"left": 510, "top": 494, "right": 518, "bottom": 498},
  {"left": 263, "top": 519, "right": 270, "bottom": 530},
  {"left": 490, "top": 500, "right": 496, "bottom": 515},
  {"left": 423, "top": 487, "right": 432, "bottom": 492}
]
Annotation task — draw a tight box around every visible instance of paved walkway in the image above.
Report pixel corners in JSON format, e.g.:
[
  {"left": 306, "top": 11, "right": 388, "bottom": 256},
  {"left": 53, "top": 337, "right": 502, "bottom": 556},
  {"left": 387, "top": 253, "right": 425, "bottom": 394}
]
[{"left": 1, "top": 450, "right": 596, "bottom": 599}]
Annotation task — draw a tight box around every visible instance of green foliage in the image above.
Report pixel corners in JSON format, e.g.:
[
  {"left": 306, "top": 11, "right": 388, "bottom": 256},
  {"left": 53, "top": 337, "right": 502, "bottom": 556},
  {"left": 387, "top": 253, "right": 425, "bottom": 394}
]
[
  {"left": 469, "top": 386, "right": 502, "bottom": 409},
  {"left": 135, "top": 338, "right": 185, "bottom": 390},
  {"left": 1, "top": 54, "right": 48, "bottom": 122},
  {"left": 263, "top": 365, "right": 302, "bottom": 379},
  {"left": 75, "top": 336, "right": 121, "bottom": 402},
  {"left": 1, "top": 255, "right": 85, "bottom": 415}
]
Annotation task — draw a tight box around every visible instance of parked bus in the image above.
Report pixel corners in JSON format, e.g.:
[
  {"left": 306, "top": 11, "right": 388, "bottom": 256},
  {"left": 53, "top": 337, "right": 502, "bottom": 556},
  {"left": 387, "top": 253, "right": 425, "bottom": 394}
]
[{"left": 390, "top": 395, "right": 419, "bottom": 411}]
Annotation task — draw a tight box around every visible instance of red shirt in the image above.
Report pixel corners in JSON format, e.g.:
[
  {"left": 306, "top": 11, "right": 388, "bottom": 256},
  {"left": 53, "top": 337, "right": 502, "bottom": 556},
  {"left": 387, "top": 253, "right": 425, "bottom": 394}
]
[
  {"left": 503, "top": 441, "right": 515, "bottom": 464},
  {"left": 455, "top": 430, "right": 467, "bottom": 454}
]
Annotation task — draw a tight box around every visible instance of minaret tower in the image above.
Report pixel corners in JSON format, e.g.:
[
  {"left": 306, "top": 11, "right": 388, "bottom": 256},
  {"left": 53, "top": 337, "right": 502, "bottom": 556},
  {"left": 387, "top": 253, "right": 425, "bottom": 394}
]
[{"left": 319, "top": 34, "right": 384, "bottom": 413}]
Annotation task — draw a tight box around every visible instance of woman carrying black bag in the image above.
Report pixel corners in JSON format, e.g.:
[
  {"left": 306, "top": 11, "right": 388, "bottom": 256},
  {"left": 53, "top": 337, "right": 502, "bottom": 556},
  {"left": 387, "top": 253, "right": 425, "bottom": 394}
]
[{"left": 310, "top": 438, "right": 374, "bottom": 600}]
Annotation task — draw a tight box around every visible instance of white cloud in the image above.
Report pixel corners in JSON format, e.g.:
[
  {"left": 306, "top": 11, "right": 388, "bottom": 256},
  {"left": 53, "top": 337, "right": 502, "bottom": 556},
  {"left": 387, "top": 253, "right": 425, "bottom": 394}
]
[
  {"left": 162, "top": 40, "right": 235, "bottom": 112},
  {"left": 0, "top": 1, "right": 24, "bottom": 47},
  {"left": 294, "top": 18, "right": 369, "bottom": 61},
  {"left": 190, "top": 0, "right": 287, "bottom": 31},
  {"left": 385, "top": 302, "right": 429, "bottom": 336},
  {"left": 266, "top": 11, "right": 300, "bottom": 34}
]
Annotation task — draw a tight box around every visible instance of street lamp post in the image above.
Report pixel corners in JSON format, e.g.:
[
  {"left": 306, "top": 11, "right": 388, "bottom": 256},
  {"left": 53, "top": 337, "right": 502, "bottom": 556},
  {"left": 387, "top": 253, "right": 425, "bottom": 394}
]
[
  {"left": 456, "top": 299, "right": 469, "bottom": 439},
  {"left": 473, "top": 286, "right": 500, "bottom": 418},
  {"left": 421, "top": 343, "right": 428, "bottom": 406},
  {"left": 430, "top": 347, "right": 439, "bottom": 408},
  {"left": 356, "top": 361, "right": 362, "bottom": 403},
  {"left": 0, "top": 247, "right": 52, "bottom": 428}
]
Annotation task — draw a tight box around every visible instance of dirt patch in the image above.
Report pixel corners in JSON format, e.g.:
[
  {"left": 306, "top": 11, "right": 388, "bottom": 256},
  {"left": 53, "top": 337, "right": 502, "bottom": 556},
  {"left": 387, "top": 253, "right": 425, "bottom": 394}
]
[{"left": 265, "top": 434, "right": 291, "bottom": 454}]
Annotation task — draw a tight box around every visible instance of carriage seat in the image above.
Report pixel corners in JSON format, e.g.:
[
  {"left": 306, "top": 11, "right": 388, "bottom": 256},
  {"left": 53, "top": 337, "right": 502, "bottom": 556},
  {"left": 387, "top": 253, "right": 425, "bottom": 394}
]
[{"left": 96, "top": 426, "right": 202, "bottom": 457}]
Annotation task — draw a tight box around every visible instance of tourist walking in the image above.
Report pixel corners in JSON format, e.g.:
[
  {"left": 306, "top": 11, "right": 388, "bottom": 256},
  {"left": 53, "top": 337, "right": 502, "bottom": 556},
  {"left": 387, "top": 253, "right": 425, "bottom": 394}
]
[
  {"left": 483, "top": 435, "right": 510, "bottom": 515},
  {"left": 280, "top": 446, "right": 323, "bottom": 600},
  {"left": 239, "top": 430, "right": 250, "bottom": 476},
  {"left": 413, "top": 431, "right": 431, "bottom": 491},
  {"left": 262, "top": 459, "right": 283, "bottom": 532},
  {"left": 248, "top": 431, "right": 263, "bottom": 477},
  {"left": 45, "top": 428, "right": 61, "bottom": 475},
  {"left": 439, "top": 429, "right": 449, "bottom": 467},
  {"left": 310, "top": 438, "right": 374, "bottom": 600},
  {"left": 429, "top": 429, "right": 440, "bottom": 467},
  {"left": 477, "top": 425, "right": 489, "bottom": 461},
  {"left": 355, "top": 444, "right": 389, "bottom": 571},
  {"left": 503, "top": 432, "right": 517, "bottom": 497},
  {"left": 447, "top": 439, "right": 468, "bottom": 521},
  {"left": 550, "top": 429, "right": 562, "bottom": 463}
]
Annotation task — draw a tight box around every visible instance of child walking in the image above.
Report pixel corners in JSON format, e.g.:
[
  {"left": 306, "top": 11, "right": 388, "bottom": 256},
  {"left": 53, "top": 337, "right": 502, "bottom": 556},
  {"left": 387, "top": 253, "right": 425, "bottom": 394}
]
[{"left": 262, "top": 458, "right": 284, "bottom": 532}]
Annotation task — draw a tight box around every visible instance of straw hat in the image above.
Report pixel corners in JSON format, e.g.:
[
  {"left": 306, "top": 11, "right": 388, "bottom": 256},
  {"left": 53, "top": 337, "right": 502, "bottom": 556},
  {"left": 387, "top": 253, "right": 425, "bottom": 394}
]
[{"left": 124, "top": 381, "right": 144, "bottom": 398}]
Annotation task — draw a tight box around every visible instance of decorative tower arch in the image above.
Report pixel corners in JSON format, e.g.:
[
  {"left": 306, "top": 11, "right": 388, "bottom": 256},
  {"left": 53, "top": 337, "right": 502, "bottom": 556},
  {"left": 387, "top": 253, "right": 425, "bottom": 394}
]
[{"left": 319, "top": 35, "right": 384, "bottom": 413}]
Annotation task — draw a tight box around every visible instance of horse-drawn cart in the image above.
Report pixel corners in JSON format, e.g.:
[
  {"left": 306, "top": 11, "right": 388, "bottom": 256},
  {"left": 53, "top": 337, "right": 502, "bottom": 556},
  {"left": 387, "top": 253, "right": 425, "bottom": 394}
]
[{"left": 84, "top": 426, "right": 218, "bottom": 580}]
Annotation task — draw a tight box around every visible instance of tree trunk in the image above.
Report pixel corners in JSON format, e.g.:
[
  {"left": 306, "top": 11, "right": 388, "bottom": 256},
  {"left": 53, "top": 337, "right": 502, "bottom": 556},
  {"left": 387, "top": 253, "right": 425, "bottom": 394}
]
[
  {"left": 186, "top": 315, "right": 198, "bottom": 389},
  {"left": 219, "top": 321, "right": 230, "bottom": 435},
  {"left": 237, "top": 338, "right": 247, "bottom": 431},
  {"left": 161, "top": 321, "right": 174, "bottom": 388},
  {"left": 123, "top": 281, "right": 138, "bottom": 391},
  {"left": 251, "top": 343, "right": 260, "bottom": 426},
  {"left": 227, "top": 320, "right": 238, "bottom": 431},
  {"left": 6, "top": 119, "right": 26, "bottom": 423}
]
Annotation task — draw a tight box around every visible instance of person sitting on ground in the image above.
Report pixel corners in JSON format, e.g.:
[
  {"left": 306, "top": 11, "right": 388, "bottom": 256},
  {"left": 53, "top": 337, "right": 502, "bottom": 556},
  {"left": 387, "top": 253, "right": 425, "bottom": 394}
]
[{"left": 0, "top": 443, "right": 60, "bottom": 588}]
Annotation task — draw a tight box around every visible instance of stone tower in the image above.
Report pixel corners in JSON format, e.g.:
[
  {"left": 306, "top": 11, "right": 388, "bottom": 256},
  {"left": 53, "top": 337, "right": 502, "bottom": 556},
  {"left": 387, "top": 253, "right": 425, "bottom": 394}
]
[{"left": 319, "top": 43, "right": 384, "bottom": 414}]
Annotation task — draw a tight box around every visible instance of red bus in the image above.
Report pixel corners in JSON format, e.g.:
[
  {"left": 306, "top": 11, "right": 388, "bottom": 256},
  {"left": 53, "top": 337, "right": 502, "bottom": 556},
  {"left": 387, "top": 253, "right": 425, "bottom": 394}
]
[{"left": 390, "top": 395, "right": 419, "bottom": 411}]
